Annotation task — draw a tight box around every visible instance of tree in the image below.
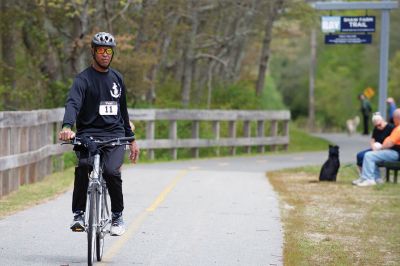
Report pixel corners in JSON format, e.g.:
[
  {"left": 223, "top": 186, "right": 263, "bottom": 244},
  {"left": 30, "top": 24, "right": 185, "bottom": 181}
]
[{"left": 255, "top": 0, "right": 284, "bottom": 97}]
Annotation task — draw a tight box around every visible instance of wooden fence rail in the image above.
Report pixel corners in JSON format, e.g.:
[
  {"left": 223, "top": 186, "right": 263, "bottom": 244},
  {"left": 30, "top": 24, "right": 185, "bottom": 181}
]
[{"left": 0, "top": 108, "right": 290, "bottom": 198}]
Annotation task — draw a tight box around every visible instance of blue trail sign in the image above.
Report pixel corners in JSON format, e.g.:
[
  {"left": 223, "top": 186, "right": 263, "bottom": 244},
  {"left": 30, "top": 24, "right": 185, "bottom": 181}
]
[
  {"left": 341, "top": 16, "right": 375, "bottom": 32},
  {"left": 325, "top": 34, "right": 372, "bottom": 44}
]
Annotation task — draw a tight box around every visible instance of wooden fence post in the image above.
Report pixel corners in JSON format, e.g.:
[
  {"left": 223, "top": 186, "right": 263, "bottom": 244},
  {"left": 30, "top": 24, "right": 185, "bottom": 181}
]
[
  {"left": 20, "top": 126, "right": 29, "bottom": 185},
  {"left": 146, "top": 121, "right": 155, "bottom": 160},
  {"left": 213, "top": 121, "right": 220, "bottom": 156},
  {"left": 192, "top": 121, "right": 200, "bottom": 158},
  {"left": 270, "top": 120, "right": 278, "bottom": 151},
  {"left": 283, "top": 120, "right": 289, "bottom": 151},
  {"left": 11, "top": 127, "right": 21, "bottom": 193},
  {"left": 257, "top": 120, "right": 265, "bottom": 153},
  {"left": 2, "top": 170, "right": 10, "bottom": 196},
  {"left": 46, "top": 122, "right": 53, "bottom": 176},
  {"left": 169, "top": 120, "right": 177, "bottom": 160},
  {"left": 243, "top": 121, "right": 251, "bottom": 154},
  {"left": 229, "top": 121, "right": 236, "bottom": 156},
  {"left": 0, "top": 128, "right": 9, "bottom": 196},
  {"left": 0, "top": 127, "right": 10, "bottom": 156}
]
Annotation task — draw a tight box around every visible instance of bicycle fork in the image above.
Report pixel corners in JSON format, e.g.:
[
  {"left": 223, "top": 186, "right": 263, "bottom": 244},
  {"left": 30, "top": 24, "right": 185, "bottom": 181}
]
[
  {"left": 94, "top": 154, "right": 111, "bottom": 236},
  {"left": 85, "top": 154, "right": 101, "bottom": 231}
]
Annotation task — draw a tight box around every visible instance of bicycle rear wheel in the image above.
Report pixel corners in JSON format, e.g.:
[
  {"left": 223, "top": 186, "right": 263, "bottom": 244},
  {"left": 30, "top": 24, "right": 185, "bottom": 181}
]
[{"left": 87, "top": 191, "right": 96, "bottom": 266}]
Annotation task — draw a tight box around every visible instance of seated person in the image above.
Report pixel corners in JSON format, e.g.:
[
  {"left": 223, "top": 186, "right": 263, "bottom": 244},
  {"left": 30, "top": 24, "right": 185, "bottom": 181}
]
[
  {"left": 354, "top": 109, "right": 400, "bottom": 187},
  {"left": 355, "top": 113, "right": 394, "bottom": 174}
]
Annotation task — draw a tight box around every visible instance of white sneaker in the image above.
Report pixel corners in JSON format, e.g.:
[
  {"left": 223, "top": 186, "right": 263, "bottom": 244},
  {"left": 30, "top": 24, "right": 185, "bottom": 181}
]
[
  {"left": 375, "top": 178, "right": 384, "bottom": 184},
  {"left": 356, "top": 179, "right": 376, "bottom": 187},
  {"left": 110, "top": 213, "right": 125, "bottom": 236},
  {"left": 352, "top": 178, "right": 364, "bottom": 185},
  {"left": 110, "top": 223, "right": 125, "bottom": 236}
]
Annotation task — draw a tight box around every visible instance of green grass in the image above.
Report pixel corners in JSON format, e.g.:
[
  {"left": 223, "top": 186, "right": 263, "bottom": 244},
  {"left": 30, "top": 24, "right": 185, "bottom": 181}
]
[
  {"left": 268, "top": 165, "right": 400, "bottom": 266},
  {"left": 287, "top": 125, "right": 331, "bottom": 152},
  {"left": 0, "top": 168, "right": 74, "bottom": 218}
]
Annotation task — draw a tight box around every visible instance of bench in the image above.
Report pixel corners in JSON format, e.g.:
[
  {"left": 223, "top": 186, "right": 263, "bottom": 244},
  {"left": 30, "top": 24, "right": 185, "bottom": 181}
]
[{"left": 376, "top": 161, "right": 400, "bottom": 183}]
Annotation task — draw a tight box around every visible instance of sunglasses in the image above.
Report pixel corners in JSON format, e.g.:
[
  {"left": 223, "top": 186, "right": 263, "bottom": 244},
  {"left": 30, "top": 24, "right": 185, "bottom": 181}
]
[{"left": 95, "top": 47, "right": 113, "bottom": 55}]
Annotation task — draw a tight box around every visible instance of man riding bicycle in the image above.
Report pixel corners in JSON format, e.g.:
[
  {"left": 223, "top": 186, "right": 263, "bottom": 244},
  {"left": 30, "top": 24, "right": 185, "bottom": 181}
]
[{"left": 58, "top": 32, "right": 139, "bottom": 236}]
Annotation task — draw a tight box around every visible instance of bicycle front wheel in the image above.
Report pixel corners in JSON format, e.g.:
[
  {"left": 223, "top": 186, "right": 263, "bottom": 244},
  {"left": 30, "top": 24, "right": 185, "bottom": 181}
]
[
  {"left": 96, "top": 189, "right": 106, "bottom": 261},
  {"left": 96, "top": 232, "right": 104, "bottom": 261},
  {"left": 87, "top": 191, "right": 96, "bottom": 266}
]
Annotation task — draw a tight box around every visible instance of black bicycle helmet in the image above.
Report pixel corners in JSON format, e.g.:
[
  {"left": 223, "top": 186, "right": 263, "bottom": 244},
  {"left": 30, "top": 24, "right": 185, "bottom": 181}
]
[{"left": 91, "top": 32, "right": 116, "bottom": 47}]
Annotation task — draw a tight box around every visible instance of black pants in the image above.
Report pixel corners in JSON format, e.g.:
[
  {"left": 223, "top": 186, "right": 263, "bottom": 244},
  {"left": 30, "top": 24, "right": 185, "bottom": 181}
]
[{"left": 72, "top": 145, "right": 125, "bottom": 214}]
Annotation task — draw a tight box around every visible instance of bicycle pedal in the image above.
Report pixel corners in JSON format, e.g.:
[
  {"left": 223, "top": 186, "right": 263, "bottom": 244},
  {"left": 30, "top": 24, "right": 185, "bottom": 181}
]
[{"left": 71, "top": 226, "right": 85, "bottom": 232}]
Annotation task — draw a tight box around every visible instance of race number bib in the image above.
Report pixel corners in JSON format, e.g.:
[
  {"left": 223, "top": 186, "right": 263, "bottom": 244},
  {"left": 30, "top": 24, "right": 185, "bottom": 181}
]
[{"left": 99, "top": 101, "right": 118, "bottom": 115}]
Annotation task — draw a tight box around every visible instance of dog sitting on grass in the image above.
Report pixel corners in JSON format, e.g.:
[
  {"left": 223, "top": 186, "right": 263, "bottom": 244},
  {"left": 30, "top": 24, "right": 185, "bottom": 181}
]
[{"left": 319, "top": 145, "right": 340, "bottom": 182}]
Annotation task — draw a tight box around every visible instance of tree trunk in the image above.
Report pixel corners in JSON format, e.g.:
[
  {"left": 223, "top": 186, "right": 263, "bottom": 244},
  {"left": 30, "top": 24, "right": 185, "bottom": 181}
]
[
  {"left": 232, "top": 0, "right": 260, "bottom": 81},
  {"left": 134, "top": 0, "right": 150, "bottom": 52},
  {"left": 69, "top": 0, "right": 90, "bottom": 75},
  {"left": 102, "top": 0, "right": 113, "bottom": 33},
  {"left": 181, "top": 47, "right": 193, "bottom": 107},
  {"left": 42, "top": 16, "right": 65, "bottom": 82},
  {"left": 255, "top": 0, "right": 284, "bottom": 97},
  {"left": 181, "top": 0, "right": 198, "bottom": 107}
]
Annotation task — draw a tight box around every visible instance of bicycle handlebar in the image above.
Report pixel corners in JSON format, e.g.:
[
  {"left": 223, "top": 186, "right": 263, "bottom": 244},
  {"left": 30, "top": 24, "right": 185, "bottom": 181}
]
[{"left": 62, "top": 136, "right": 135, "bottom": 148}]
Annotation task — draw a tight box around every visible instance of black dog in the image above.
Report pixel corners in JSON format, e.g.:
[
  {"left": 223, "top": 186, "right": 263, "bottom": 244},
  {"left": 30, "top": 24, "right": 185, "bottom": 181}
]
[{"left": 319, "top": 145, "right": 340, "bottom": 181}]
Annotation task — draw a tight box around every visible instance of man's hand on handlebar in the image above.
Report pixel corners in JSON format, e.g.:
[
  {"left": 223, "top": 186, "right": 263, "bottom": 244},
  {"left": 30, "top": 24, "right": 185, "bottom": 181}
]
[
  {"left": 129, "top": 141, "right": 140, "bottom": 164},
  {"left": 59, "top": 127, "right": 76, "bottom": 141}
]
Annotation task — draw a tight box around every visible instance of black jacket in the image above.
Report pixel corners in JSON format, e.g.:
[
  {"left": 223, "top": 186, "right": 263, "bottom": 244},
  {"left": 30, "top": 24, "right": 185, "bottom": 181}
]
[{"left": 62, "top": 66, "right": 134, "bottom": 139}]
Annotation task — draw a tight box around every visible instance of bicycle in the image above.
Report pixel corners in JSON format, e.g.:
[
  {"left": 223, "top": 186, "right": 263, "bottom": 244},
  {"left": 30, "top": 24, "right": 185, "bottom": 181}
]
[{"left": 63, "top": 136, "right": 135, "bottom": 265}]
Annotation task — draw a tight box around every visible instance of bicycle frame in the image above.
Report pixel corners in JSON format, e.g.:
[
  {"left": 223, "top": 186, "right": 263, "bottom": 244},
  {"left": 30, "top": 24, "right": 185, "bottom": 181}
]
[
  {"left": 85, "top": 152, "right": 112, "bottom": 264},
  {"left": 84, "top": 154, "right": 110, "bottom": 233},
  {"left": 62, "top": 136, "right": 134, "bottom": 265}
]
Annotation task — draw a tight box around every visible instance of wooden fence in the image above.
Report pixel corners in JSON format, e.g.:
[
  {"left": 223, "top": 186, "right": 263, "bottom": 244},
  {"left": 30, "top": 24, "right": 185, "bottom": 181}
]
[{"left": 0, "top": 108, "right": 290, "bottom": 198}]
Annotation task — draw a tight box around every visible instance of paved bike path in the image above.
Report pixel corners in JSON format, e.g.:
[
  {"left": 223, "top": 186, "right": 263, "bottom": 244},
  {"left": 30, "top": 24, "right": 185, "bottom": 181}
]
[{"left": 0, "top": 133, "right": 368, "bottom": 265}]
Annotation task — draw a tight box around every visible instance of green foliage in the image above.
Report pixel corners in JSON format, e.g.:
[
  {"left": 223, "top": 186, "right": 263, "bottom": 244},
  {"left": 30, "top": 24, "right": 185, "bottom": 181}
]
[
  {"left": 211, "top": 77, "right": 285, "bottom": 110},
  {"left": 271, "top": 7, "right": 400, "bottom": 130},
  {"left": 1, "top": 1, "right": 400, "bottom": 131},
  {"left": 63, "top": 151, "right": 77, "bottom": 169},
  {"left": 314, "top": 43, "right": 378, "bottom": 128},
  {"left": 150, "top": 78, "right": 183, "bottom": 108},
  {"left": 287, "top": 124, "right": 330, "bottom": 152},
  {"left": 45, "top": 80, "right": 72, "bottom": 108},
  {"left": 270, "top": 36, "right": 310, "bottom": 119},
  {"left": 389, "top": 51, "right": 400, "bottom": 101},
  {"left": 0, "top": 85, "right": 7, "bottom": 110},
  {"left": 211, "top": 82, "right": 258, "bottom": 109},
  {"left": 259, "top": 76, "right": 286, "bottom": 110}
]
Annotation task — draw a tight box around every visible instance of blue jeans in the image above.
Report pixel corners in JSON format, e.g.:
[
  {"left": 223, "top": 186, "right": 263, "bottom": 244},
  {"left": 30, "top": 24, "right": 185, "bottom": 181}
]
[
  {"left": 357, "top": 148, "right": 372, "bottom": 167},
  {"left": 361, "top": 150, "right": 399, "bottom": 180}
]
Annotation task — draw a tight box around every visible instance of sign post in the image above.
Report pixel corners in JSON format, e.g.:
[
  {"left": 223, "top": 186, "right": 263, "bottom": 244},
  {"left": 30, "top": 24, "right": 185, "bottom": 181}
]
[{"left": 313, "top": 1, "right": 398, "bottom": 119}]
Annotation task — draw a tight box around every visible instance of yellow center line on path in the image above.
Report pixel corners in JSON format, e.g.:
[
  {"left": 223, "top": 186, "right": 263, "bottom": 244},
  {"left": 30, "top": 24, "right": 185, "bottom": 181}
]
[{"left": 101, "top": 169, "right": 188, "bottom": 264}]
